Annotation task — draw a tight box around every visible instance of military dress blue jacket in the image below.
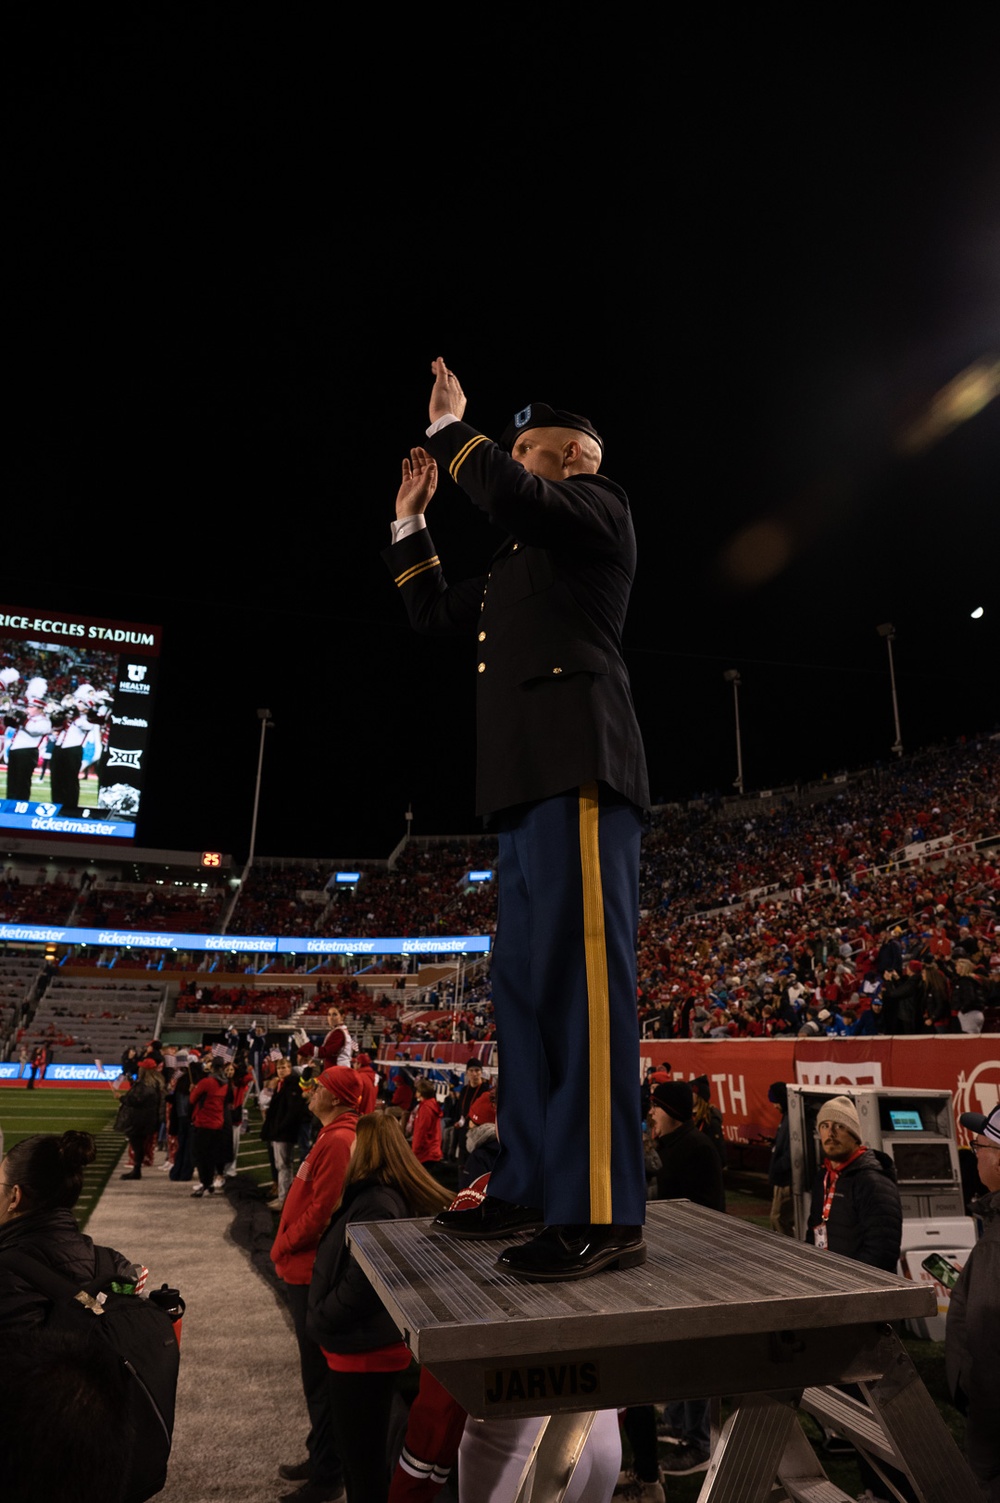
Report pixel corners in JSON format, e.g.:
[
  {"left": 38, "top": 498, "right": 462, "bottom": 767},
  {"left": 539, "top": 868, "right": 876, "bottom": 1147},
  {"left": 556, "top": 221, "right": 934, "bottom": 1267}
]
[{"left": 384, "top": 419, "right": 649, "bottom": 819}]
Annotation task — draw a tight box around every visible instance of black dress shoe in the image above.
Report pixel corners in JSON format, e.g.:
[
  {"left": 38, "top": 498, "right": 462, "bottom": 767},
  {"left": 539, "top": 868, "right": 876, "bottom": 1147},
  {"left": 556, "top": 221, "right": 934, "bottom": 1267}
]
[
  {"left": 119, "top": 1170, "right": 141, "bottom": 1180},
  {"left": 433, "top": 1194, "right": 545, "bottom": 1240},
  {"left": 496, "top": 1224, "right": 646, "bottom": 1282},
  {"left": 277, "top": 1460, "right": 312, "bottom": 1482}
]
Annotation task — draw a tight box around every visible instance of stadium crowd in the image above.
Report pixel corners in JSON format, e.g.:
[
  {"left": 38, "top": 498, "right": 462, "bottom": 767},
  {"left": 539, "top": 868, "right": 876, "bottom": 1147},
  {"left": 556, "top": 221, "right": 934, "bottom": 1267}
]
[{"left": 0, "top": 735, "right": 997, "bottom": 1073}]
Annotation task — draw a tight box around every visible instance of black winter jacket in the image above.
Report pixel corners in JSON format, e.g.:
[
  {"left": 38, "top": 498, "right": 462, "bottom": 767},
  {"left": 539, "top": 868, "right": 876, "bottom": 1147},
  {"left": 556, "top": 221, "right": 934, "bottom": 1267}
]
[
  {"left": 806, "top": 1148, "right": 902, "bottom": 1271},
  {"left": 306, "top": 1178, "right": 408, "bottom": 1355},
  {"left": 261, "top": 1076, "right": 309, "bottom": 1145},
  {"left": 768, "top": 1113, "right": 791, "bottom": 1188},
  {"left": 650, "top": 1120, "right": 726, "bottom": 1212},
  {"left": 0, "top": 1208, "right": 138, "bottom": 1333},
  {"left": 386, "top": 423, "right": 649, "bottom": 819}
]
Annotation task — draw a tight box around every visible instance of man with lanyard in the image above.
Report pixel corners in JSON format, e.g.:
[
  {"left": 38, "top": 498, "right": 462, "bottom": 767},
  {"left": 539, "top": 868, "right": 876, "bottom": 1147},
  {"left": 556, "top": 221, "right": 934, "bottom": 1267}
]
[
  {"left": 806, "top": 1095, "right": 901, "bottom": 1269},
  {"left": 806, "top": 1096, "right": 906, "bottom": 1500}
]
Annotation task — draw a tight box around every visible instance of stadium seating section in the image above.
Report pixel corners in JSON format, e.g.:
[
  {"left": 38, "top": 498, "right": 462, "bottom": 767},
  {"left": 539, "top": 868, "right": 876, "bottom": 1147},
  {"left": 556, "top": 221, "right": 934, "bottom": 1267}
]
[{"left": 0, "top": 733, "right": 996, "bottom": 1067}]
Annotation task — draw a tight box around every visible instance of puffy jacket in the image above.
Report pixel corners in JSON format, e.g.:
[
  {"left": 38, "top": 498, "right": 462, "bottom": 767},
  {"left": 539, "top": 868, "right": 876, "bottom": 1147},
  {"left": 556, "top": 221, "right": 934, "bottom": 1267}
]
[
  {"left": 0, "top": 1208, "right": 137, "bottom": 1333},
  {"left": 807, "top": 1148, "right": 902, "bottom": 1271},
  {"left": 118, "top": 1074, "right": 161, "bottom": 1135},
  {"left": 306, "top": 1178, "right": 408, "bottom": 1354}
]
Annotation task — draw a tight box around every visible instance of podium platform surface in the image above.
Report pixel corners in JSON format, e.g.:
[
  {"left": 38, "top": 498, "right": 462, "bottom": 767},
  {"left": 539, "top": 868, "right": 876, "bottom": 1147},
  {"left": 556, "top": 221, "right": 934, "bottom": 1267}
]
[
  {"left": 348, "top": 1200, "right": 935, "bottom": 1417},
  {"left": 350, "top": 1202, "right": 979, "bottom": 1502}
]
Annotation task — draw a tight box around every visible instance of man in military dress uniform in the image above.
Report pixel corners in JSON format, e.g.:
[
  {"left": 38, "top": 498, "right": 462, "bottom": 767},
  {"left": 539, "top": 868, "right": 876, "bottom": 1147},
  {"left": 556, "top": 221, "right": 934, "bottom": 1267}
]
[{"left": 383, "top": 357, "right": 648, "bottom": 1281}]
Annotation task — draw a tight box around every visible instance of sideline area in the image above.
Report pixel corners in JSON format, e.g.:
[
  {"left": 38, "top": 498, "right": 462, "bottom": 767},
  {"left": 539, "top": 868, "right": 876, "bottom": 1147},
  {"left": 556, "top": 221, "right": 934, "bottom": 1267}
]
[
  {"left": 87, "top": 1146, "right": 309, "bottom": 1503},
  {"left": 2, "top": 1091, "right": 966, "bottom": 1501}
]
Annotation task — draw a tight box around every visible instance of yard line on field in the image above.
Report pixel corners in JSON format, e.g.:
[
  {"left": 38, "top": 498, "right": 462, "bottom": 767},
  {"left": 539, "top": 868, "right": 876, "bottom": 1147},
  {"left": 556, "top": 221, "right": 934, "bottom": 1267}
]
[{"left": 0, "top": 1111, "right": 118, "bottom": 1119}]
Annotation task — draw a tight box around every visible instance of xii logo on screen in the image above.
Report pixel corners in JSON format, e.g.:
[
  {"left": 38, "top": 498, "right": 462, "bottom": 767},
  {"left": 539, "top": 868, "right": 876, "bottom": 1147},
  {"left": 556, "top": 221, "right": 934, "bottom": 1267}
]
[{"left": 106, "top": 747, "right": 142, "bottom": 771}]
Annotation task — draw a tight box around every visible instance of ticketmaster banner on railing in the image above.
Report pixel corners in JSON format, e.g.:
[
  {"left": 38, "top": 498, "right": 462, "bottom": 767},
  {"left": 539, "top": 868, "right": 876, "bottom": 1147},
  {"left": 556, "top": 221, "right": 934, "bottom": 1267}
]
[
  {"left": 0, "top": 1062, "right": 119, "bottom": 1082},
  {"left": 48, "top": 1063, "right": 121, "bottom": 1082},
  {"left": 0, "top": 923, "right": 279, "bottom": 951},
  {"left": 0, "top": 921, "right": 491, "bottom": 955},
  {"left": 277, "top": 936, "right": 491, "bottom": 955}
]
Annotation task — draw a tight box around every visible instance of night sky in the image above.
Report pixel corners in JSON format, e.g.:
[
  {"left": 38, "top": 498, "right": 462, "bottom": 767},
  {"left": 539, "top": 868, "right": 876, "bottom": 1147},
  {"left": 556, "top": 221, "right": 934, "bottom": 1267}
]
[{"left": 9, "top": 14, "right": 999, "bottom": 862}]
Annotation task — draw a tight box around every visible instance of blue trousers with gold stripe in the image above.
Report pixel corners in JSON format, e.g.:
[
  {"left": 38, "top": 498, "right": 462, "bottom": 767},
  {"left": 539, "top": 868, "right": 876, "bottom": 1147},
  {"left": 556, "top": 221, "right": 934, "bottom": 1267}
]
[{"left": 487, "top": 782, "right": 646, "bottom": 1226}]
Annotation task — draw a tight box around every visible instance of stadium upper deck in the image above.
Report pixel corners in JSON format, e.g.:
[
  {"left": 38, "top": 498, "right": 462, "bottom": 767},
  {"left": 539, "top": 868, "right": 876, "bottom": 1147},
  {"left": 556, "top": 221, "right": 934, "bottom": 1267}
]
[{"left": 0, "top": 732, "right": 996, "bottom": 1060}]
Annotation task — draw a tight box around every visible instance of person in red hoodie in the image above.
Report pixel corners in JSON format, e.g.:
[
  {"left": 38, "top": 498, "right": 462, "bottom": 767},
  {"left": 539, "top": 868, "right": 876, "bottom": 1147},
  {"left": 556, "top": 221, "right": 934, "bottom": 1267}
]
[
  {"left": 411, "top": 1078, "right": 446, "bottom": 1183},
  {"left": 270, "top": 1066, "right": 363, "bottom": 1503},
  {"left": 189, "top": 1058, "right": 229, "bottom": 1198}
]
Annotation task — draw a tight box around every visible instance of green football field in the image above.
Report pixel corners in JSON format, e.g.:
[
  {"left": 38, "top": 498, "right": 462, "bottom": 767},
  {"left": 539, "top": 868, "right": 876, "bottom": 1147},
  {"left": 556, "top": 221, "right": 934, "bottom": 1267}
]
[
  {"left": 0, "top": 1086, "right": 122, "bottom": 1226},
  {"left": 0, "top": 768, "right": 100, "bottom": 807}
]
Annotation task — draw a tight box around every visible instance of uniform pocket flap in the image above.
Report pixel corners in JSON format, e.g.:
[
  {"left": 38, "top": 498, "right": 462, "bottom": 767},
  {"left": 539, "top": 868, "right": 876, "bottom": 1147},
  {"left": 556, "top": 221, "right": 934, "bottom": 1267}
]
[{"left": 514, "top": 644, "right": 609, "bottom": 685}]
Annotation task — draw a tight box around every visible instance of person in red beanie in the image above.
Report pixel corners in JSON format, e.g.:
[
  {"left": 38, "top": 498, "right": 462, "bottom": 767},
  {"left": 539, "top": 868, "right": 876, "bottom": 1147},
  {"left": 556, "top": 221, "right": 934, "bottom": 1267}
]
[{"left": 270, "top": 1066, "right": 363, "bottom": 1503}]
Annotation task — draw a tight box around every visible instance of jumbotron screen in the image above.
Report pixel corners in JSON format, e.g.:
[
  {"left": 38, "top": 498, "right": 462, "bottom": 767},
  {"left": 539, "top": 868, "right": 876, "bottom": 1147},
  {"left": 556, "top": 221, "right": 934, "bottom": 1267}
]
[{"left": 0, "top": 606, "right": 161, "bottom": 842}]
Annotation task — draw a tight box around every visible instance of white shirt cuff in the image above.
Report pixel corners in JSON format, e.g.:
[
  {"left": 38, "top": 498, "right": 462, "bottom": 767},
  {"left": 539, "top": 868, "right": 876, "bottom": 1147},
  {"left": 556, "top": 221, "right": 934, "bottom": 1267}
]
[
  {"left": 391, "top": 515, "right": 428, "bottom": 543},
  {"left": 427, "top": 414, "right": 460, "bottom": 437}
]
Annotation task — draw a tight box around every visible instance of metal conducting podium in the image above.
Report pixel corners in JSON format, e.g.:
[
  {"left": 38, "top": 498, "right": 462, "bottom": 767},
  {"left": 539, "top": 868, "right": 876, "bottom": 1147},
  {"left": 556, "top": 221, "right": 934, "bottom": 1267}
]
[{"left": 348, "top": 1201, "right": 979, "bottom": 1503}]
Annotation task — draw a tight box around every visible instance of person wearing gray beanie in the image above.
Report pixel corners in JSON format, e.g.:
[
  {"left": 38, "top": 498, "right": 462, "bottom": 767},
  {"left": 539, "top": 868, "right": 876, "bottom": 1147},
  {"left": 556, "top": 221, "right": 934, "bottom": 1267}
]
[
  {"left": 806, "top": 1095, "right": 901, "bottom": 1272},
  {"left": 816, "top": 1095, "right": 862, "bottom": 1142}
]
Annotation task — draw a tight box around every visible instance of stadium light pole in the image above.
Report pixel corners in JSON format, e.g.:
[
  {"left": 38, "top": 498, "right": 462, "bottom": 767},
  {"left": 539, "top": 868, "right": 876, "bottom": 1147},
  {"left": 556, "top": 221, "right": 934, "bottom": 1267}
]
[
  {"left": 876, "top": 624, "right": 903, "bottom": 757},
  {"left": 248, "top": 709, "right": 274, "bottom": 865},
  {"left": 723, "top": 669, "right": 744, "bottom": 795}
]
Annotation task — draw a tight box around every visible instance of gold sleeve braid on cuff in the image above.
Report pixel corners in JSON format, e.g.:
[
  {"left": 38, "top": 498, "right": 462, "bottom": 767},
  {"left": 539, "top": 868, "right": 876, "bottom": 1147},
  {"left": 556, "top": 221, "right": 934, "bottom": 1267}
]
[
  {"left": 394, "top": 555, "right": 441, "bottom": 588},
  {"left": 449, "top": 433, "right": 491, "bottom": 481}
]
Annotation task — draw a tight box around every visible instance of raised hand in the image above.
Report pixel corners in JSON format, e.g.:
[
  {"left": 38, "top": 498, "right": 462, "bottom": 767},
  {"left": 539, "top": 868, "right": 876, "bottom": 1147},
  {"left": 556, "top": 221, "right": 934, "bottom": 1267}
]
[
  {"left": 429, "top": 356, "right": 467, "bottom": 424},
  {"left": 396, "top": 447, "right": 438, "bottom": 518}
]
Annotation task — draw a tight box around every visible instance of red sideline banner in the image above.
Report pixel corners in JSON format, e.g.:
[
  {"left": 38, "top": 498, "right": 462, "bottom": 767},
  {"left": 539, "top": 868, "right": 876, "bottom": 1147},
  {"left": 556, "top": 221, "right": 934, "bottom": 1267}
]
[{"left": 640, "top": 1037, "right": 1000, "bottom": 1147}]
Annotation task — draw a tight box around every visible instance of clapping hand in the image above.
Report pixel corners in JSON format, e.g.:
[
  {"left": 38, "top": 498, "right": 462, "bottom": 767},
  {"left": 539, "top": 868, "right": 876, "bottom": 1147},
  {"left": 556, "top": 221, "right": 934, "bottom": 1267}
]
[
  {"left": 396, "top": 447, "right": 438, "bottom": 519},
  {"left": 429, "top": 356, "right": 467, "bottom": 424}
]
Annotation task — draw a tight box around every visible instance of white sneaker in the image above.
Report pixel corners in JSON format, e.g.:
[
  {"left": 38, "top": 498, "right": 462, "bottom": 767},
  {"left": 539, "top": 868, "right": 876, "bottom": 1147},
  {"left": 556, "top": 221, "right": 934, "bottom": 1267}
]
[{"left": 224, "top": 1166, "right": 237, "bottom": 1177}]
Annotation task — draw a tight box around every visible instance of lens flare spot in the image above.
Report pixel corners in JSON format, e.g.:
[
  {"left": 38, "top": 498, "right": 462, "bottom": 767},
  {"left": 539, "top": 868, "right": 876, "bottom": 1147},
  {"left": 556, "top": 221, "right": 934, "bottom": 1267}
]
[
  {"left": 721, "top": 520, "right": 792, "bottom": 587},
  {"left": 896, "top": 356, "right": 1000, "bottom": 455}
]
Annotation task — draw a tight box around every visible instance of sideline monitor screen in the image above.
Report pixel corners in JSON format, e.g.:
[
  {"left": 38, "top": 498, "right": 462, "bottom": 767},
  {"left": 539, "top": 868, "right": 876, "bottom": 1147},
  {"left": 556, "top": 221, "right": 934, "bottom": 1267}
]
[
  {"left": 0, "top": 606, "right": 161, "bottom": 842},
  {"left": 889, "top": 1109, "right": 923, "bottom": 1131},
  {"left": 891, "top": 1141, "right": 952, "bottom": 1182}
]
